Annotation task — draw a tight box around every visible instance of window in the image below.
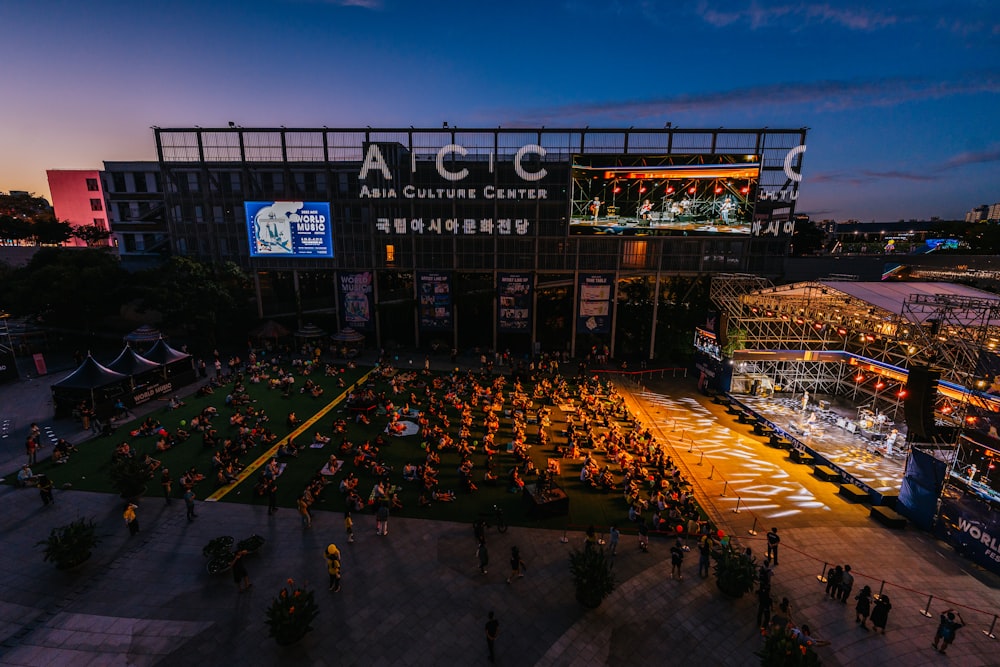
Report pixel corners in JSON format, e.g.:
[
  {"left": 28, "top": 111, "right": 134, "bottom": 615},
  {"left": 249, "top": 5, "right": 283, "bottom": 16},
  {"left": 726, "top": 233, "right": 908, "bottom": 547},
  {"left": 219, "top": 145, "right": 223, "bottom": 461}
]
[
  {"left": 134, "top": 173, "right": 148, "bottom": 193},
  {"left": 112, "top": 173, "right": 127, "bottom": 192},
  {"left": 385, "top": 244, "right": 396, "bottom": 263},
  {"left": 118, "top": 203, "right": 132, "bottom": 220},
  {"left": 90, "top": 198, "right": 103, "bottom": 211},
  {"left": 86, "top": 178, "right": 99, "bottom": 191},
  {"left": 93, "top": 218, "right": 105, "bottom": 228}
]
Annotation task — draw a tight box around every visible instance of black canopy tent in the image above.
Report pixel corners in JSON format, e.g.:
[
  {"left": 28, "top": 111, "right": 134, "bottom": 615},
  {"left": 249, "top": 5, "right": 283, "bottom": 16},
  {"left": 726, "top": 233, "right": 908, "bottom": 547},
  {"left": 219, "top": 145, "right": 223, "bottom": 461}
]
[
  {"left": 123, "top": 324, "right": 164, "bottom": 351},
  {"left": 107, "top": 345, "right": 162, "bottom": 387},
  {"left": 143, "top": 337, "right": 197, "bottom": 387},
  {"left": 51, "top": 354, "right": 129, "bottom": 419}
]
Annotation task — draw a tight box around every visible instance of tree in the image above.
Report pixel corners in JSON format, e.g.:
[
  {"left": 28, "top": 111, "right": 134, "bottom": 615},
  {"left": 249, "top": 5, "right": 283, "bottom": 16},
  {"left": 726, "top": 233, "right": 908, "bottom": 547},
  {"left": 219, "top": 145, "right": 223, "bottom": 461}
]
[
  {"left": 30, "top": 217, "right": 73, "bottom": 245},
  {"left": 0, "top": 214, "right": 32, "bottom": 242},
  {"left": 72, "top": 224, "right": 112, "bottom": 247}
]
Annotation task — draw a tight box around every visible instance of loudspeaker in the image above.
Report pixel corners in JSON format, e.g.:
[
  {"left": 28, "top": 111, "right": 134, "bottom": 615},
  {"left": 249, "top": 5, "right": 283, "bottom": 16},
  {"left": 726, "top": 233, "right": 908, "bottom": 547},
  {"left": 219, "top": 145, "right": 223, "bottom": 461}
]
[{"left": 905, "top": 366, "right": 939, "bottom": 441}]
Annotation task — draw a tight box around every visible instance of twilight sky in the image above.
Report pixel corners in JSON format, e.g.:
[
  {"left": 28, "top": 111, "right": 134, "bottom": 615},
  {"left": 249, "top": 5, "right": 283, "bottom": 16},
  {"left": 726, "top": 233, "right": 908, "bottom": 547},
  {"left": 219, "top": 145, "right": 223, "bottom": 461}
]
[{"left": 1, "top": 0, "right": 997, "bottom": 221}]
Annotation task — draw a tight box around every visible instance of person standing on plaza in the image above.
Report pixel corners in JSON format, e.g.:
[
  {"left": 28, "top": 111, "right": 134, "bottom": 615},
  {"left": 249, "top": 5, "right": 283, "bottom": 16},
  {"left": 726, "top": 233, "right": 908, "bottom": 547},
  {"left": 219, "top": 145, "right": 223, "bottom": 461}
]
[
  {"left": 37, "top": 474, "right": 54, "bottom": 506},
  {"left": 267, "top": 480, "right": 279, "bottom": 515},
  {"left": 932, "top": 608, "right": 965, "bottom": 654},
  {"left": 825, "top": 565, "right": 842, "bottom": 599},
  {"left": 485, "top": 611, "right": 499, "bottom": 663},
  {"left": 477, "top": 537, "right": 489, "bottom": 574},
  {"left": 345, "top": 510, "right": 355, "bottom": 544},
  {"left": 161, "top": 468, "right": 172, "bottom": 503},
  {"left": 756, "top": 587, "right": 773, "bottom": 630},
  {"left": 297, "top": 494, "right": 312, "bottom": 529},
  {"left": 184, "top": 488, "right": 197, "bottom": 521},
  {"left": 854, "top": 585, "right": 873, "bottom": 629},
  {"left": 608, "top": 524, "right": 620, "bottom": 556},
  {"left": 766, "top": 527, "right": 780, "bottom": 565},
  {"left": 326, "top": 543, "right": 342, "bottom": 592},
  {"left": 26, "top": 435, "right": 38, "bottom": 466},
  {"left": 698, "top": 530, "right": 713, "bottom": 578},
  {"left": 670, "top": 538, "right": 685, "bottom": 580},
  {"left": 870, "top": 594, "right": 892, "bottom": 634},
  {"left": 231, "top": 549, "right": 251, "bottom": 592},
  {"left": 124, "top": 503, "right": 139, "bottom": 536},
  {"left": 376, "top": 501, "right": 389, "bottom": 536},
  {"left": 638, "top": 519, "right": 649, "bottom": 553},
  {"left": 838, "top": 564, "right": 854, "bottom": 603}
]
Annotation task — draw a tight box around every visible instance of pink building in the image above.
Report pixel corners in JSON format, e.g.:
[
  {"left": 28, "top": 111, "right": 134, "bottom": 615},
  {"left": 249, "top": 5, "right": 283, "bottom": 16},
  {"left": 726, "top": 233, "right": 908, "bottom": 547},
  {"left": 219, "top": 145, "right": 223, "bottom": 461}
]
[{"left": 46, "top": 169, "right": 110, "bottom": 247}]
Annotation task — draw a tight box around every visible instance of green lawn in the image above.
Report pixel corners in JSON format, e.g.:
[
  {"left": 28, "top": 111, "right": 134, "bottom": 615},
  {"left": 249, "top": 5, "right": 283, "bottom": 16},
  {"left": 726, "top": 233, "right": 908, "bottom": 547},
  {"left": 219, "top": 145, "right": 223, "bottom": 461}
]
[{"left": 12, "top": 362, "right": 661, "bottom": 533}]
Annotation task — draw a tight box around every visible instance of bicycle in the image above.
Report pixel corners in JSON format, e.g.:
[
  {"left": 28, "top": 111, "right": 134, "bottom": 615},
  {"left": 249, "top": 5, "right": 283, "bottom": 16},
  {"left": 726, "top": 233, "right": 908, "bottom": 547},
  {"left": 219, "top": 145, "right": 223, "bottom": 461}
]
[{"left": 480, "top": 504, "right": 507, "bottom": 533}]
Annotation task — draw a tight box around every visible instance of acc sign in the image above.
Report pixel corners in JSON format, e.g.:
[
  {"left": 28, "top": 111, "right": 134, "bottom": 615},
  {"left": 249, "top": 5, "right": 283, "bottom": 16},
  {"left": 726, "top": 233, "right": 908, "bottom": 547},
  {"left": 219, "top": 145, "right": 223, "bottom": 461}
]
[{"left": 360, "top": 143, "right": 548, "bottom": 183}]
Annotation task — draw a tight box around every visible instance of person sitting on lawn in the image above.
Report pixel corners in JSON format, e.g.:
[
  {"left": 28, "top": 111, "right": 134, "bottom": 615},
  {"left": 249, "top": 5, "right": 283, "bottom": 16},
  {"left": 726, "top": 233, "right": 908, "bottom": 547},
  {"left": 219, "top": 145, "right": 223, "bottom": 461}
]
[
  {"left": 16, "top": 464, "right": 38, "bottom": 487},
  {"left": 52, "top": 438, "right": 77, "bottom": 464},
  {"left": 346, "top": 489, "right": 364, "bottom": 511},
  {"left": 509, "top": 467, "right": 525, "bottom": 493},
  {"left": 432, "top": 489, "right": 456, "bottom": 502},
  {"left": 286, "top": 412, "right": 300, "bottom": 428},
  {"left": 418, "top": 490, "right": 432, "bottom": 507},
  {"left": 402, "top": 462, "right": 419, "bottom": 481},
  {"left": 113, "top": 441, "right": 134, "bottom": 460},
  {"left": 168, "top": 395, "right": 185, "bottom": 410}
]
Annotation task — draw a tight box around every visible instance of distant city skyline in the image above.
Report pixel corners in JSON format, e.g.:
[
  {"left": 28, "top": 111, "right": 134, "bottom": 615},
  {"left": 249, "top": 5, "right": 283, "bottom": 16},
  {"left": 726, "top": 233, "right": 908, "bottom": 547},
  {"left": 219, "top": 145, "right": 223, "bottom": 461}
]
[{"left": 1, "top": 0, "right": 997, "bottom": 222}]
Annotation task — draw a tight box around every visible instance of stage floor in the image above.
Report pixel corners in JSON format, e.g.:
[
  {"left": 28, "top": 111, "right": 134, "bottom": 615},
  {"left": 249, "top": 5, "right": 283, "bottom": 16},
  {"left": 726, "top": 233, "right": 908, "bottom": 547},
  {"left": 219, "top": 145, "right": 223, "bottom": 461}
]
[{"left": 739, "top": 393, "right": 906, "bottom": 495}]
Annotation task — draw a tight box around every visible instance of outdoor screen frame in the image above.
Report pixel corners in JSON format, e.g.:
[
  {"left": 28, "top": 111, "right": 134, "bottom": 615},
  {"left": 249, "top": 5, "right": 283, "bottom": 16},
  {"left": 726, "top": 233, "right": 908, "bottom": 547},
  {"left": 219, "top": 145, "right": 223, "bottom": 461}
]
[
  {"left": 245, "top": 201, "right": 334, "bottom": 258},
  {"left": 569, "top": 153, "right": 761, "bottom": 236}
]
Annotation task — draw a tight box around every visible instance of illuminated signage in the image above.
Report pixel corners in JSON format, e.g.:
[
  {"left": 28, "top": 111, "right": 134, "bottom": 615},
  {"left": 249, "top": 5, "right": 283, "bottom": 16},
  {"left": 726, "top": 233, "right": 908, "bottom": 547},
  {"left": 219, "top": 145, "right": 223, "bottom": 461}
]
[{"left": 245, "top": 201, "right": 333, "bottom": 258}]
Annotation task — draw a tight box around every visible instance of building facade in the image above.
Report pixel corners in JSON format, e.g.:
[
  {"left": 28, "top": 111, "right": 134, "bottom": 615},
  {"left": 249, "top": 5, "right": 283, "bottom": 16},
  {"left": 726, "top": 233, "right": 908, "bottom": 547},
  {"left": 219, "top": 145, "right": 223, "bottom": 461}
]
[
  {"left": 150, "top": 126, "right": 807, "bottom": 356},
  {"left": 45, "top": 169, "right": 110, "bottom": 247}
]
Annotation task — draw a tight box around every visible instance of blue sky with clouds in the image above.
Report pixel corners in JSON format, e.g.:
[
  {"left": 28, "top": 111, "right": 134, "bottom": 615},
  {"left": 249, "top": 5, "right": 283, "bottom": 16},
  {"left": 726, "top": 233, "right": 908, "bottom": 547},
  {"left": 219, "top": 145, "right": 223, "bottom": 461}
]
[{"left": 1, "top": 0, "right": 997, "bottom": 220}]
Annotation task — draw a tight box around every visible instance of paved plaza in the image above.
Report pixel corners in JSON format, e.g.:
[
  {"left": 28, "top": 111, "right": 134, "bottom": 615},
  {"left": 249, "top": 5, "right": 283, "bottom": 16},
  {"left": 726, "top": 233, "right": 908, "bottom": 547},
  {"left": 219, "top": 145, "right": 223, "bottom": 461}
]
[{"left": 2, "top": 362, "right": 1000, "bottom": 666}]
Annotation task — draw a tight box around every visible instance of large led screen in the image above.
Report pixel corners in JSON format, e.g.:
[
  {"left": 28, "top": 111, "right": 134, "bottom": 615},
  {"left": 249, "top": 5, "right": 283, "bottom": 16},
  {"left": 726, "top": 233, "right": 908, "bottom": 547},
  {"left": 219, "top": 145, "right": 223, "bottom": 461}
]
[
  {"left": 569, "top": 154, "right": 760, "bottom": 236},
  {"left": 245, "top": 201, "right": 333, "bottom": 258}
]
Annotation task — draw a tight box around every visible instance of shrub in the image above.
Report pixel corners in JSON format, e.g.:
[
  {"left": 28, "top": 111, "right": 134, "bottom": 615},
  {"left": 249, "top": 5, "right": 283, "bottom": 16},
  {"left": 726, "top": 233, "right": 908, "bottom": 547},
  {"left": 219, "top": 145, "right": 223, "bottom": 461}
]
[{"left": 265, "top": 578, "right": 320, "bottom": 645}]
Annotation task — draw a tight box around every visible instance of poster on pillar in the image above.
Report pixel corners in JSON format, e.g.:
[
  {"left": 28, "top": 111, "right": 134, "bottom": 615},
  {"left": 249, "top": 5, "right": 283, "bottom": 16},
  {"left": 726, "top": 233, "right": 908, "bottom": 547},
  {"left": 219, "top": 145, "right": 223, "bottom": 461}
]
[
  {"left": 577, "top": 273, "right": 615, "bottom": 334},
  {"left": 417, "top": 271, "right": 453, "bottom": 330},
  {"left": 338, "top": 271, "right": 374, "bottom": 331},
  {"left": 498, "top": 273, "right": 532, "bottom": 332}
]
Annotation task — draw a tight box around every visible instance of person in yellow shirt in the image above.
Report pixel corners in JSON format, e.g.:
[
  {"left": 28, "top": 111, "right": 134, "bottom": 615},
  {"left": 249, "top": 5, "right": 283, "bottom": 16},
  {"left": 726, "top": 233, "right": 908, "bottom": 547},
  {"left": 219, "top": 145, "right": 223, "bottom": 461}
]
[
  {"left": 325, "top": 544, "right": 341, "bottom": 592},
  {"left": 123, "top": 503, "right": 139, "bottom": 536}
]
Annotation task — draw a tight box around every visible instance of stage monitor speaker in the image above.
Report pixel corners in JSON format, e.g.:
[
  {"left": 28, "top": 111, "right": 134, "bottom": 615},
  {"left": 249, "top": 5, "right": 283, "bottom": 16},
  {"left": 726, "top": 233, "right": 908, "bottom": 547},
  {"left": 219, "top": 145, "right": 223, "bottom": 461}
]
[{"left": 905, "top": 366, "right": 939, "bottom": 441}]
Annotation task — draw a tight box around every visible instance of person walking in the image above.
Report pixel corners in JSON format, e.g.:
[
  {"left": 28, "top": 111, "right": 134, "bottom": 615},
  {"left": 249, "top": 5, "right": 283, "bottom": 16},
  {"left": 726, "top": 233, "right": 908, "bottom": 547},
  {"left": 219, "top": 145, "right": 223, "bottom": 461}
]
[
  {"left": 698, "top": 531, "right": 713, "bottom": 578},
  {"left": 854, "top": 585, "right": 873, "bottom": 629},
  {"left": 26, "top": 436, "right": 38, "bottom": 466},
  {"left": 231, "top": 550, "right": 251, "bottom": 592},
  {"left": 932, "top": 608, "right": 965, "bottom": 654},
  {"left": 485, "top": 611, "right": 499, "bottom": 663},
  {"left": 184, "top": 488, "right": 197, "bottom": 521},
  {"left": 837, "top": 564, "right": 854, "bottom": 603},
  {"left": 638, "top": 520, "right": 649, "bottom": 553},
  {"left": 670, "top": 538, "right": 685, "bottom": 580},
  {"left": 506, "top": 546, "right": 525, "bottom": 584},
  {"left": 376, "top": 502, "right": 389, "bottom": 536},
  {"left": 608, "top": 525, "right": 620, "bottom": 556},
  {"left": 124, "top": 503, "right": 139, "bottom": 536},
  {"left": 326, "top": 543, "right": 342, "bottom": 592},
  {"left": 766, "top": 527, "right": 780, "bottom": 565},
  {"left": 477, "top": 537, "right": 489, "bottom": 574},
  {"left": 870, "top": 594, "right": 892, "bottom": 634},
  {"left": 345, "top": 510, "right": 355, "bottom": 544}
]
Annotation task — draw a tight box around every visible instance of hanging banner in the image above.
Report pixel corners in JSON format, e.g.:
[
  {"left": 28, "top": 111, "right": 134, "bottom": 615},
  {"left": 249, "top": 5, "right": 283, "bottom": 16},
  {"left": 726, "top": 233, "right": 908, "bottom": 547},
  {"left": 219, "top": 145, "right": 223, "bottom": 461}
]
[
  {"left": 936, "top": 483, "right": 1000, "bottom": 575},
  {"left": 577, "top": 273, "right": 615, "bottom": 334},
  {"left": 498, "top": 273, "right": 532, "bottom": 333},
  {"left": 339, "top": 271, "right": 374, "bottom": 331},
  {"left": 417, "top": 272, "right": 453, "bottom": 330}
]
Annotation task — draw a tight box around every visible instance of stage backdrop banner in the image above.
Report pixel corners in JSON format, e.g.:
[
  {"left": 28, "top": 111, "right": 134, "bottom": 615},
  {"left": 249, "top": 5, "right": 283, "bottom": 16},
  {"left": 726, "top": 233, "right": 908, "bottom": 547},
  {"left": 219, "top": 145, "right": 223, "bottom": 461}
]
[
  {"left": 417, "top": 272, "right": 453, "bottom": 330},
  {"left": 498, "top": 273, "right": 532, "bottom": 332},
  {"left": 339, "top": 271, "right": 374, "bottom": 331},
  {"left": 935, "top": 483, "right": 1000, "bottom": 575},
  {"left": 577, "top": 273, "right": 615, "bottom": 334}
]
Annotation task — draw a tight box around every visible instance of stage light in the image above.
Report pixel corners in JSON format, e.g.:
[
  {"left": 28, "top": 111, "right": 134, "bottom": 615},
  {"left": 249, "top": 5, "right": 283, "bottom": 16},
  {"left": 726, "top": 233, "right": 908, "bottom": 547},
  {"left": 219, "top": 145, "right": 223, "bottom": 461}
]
[
  {"left": 741, "top": 186, "right": 749, "bottom": 194},
  {"left": 781, "top": 314, "right": 789, "bottom": 321},
  {"left": 813, "top": 322, "right": 823, "bottom": 330},
  {"left": 667, "top": 186, "right": 675, "bottom": 194},
  {"left": 613, "top": 187, "right": 621, "bottom": 194},
  {"left": 942, "top": 406, "right": 953, "bottom": 414},
  {"left": 897, "top": 390, "right": 907, "bottom": 398},
  {"left": 688, "top": 186, "right": 696, "bottom": 194},
  {"left": 837, "top": 327, "right": 847, "bottom": 336},
  {"left": 751, "top": 307, "right": 759, "bottom": 314},
  {"left": 796, "top": 318, "right": 804, "bottom": 325},
  {"left": 766, "top": 311, "right": 774, "bottom": 317},
  {"left": 967, "top": 416, "right": 978, "bottom": 424},
  {"left": 714, "top": 186, "right": 723, "bottom": 194},
  {"left": 866, "top": 335, "right": 875, "bottom": 342},
  {"left": 639, "top": 186, "right": 647, "bottom": 193},
  {"left": 875, "top": 381, "right": 885, "bottom": 389},
  {"left": 855, "top": 374, "right": 864, "bottom": 382}
]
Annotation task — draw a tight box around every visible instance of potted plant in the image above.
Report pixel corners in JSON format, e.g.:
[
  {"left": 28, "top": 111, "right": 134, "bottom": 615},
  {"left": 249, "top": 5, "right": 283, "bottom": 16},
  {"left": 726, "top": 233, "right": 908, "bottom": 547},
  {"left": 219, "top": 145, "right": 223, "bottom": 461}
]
[
  {"left": 37, "top": 517, "right": 101, "bottom": 570},
  {"left": 569, "top": 546, "right": 616, "bottom": 609},
  {"left": 108, "top": 456, "right": 154, "bottom": 501},
  {"left": 265, "top": 578, "right": 320, "bottom": 646},
  {"left": 756, "top": 623, "right": 822, "bottom": 666},
  {"left": 711, "top": 541, "right": 758, "bottom": 598}
]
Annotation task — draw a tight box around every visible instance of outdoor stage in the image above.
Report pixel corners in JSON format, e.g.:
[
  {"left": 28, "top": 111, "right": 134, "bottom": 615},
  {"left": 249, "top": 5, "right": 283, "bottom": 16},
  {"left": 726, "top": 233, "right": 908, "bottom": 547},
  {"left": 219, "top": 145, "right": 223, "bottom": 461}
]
[{"left": 731, "top": 392, "right": 908, "bottom": 504}]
